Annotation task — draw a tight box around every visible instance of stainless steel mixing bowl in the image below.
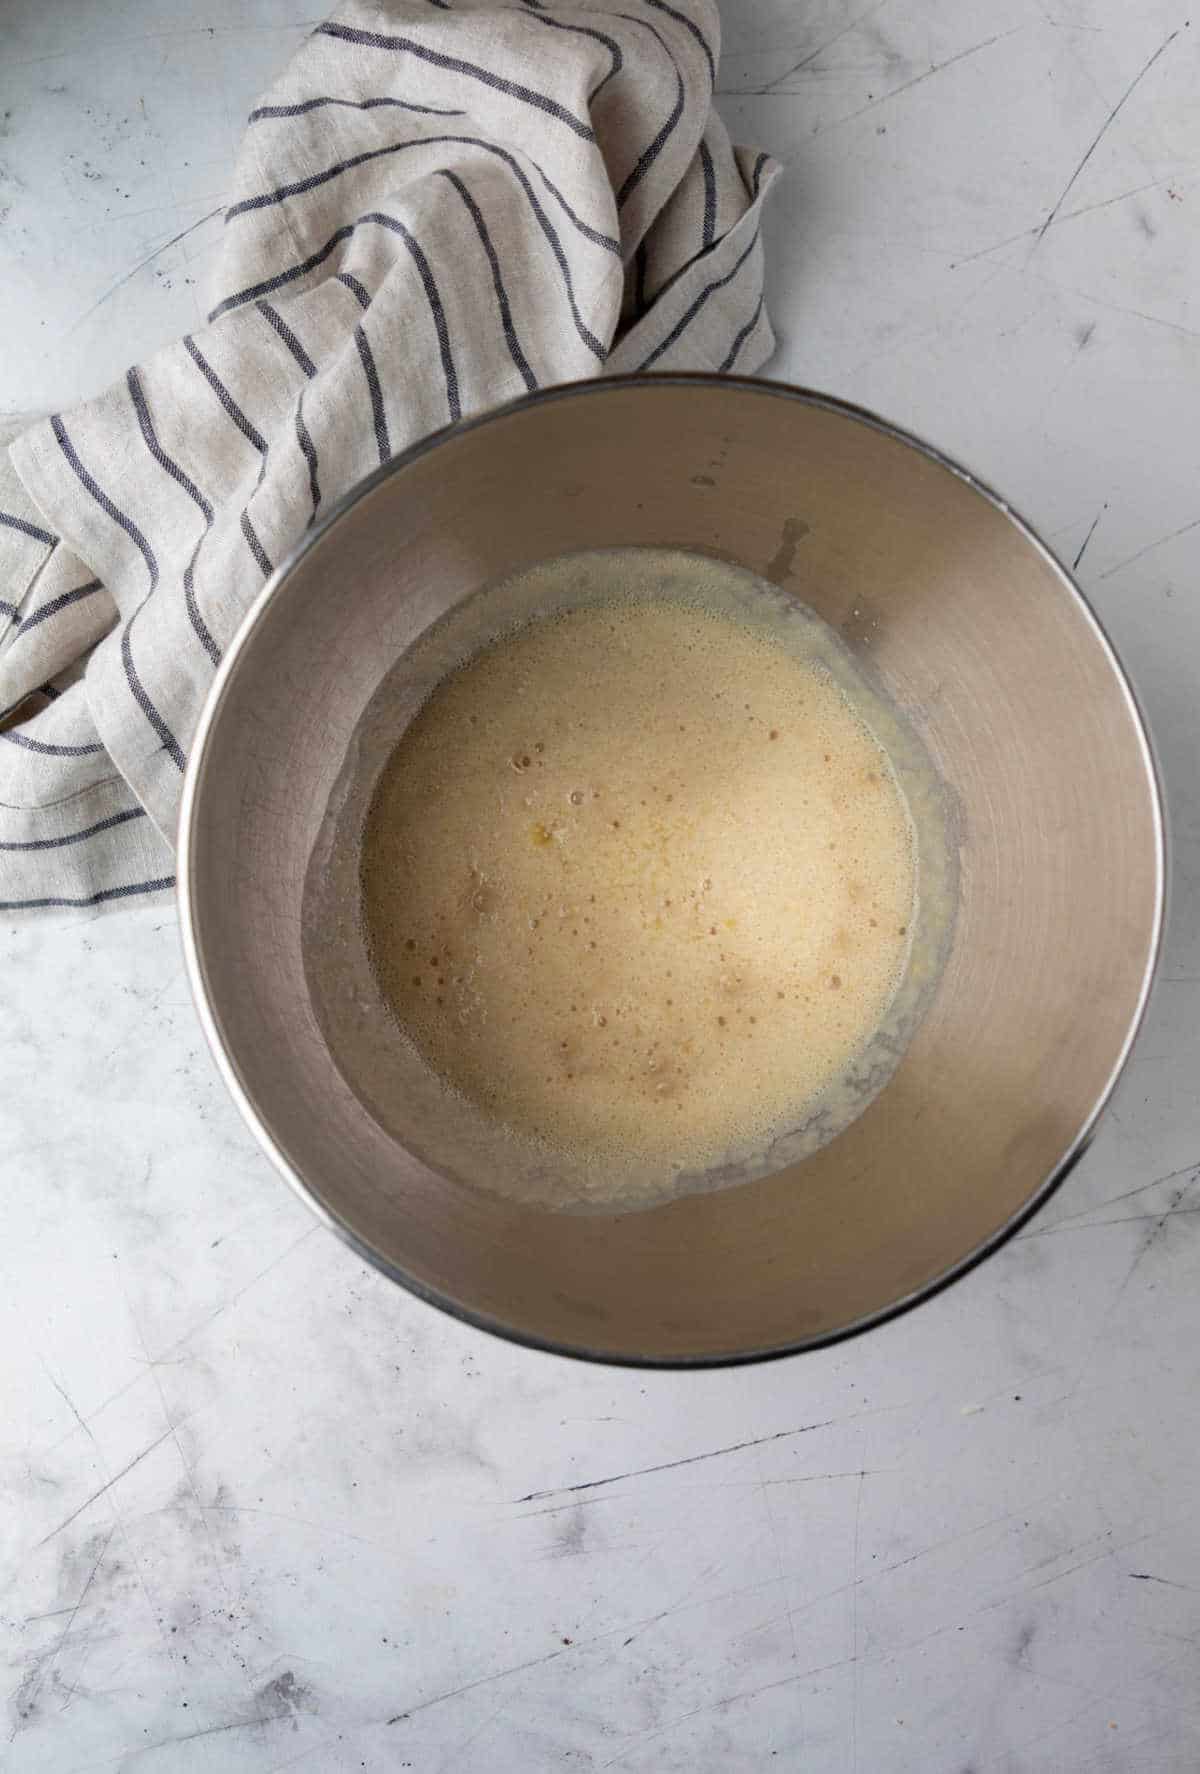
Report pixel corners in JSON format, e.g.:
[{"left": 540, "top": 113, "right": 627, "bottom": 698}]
[{"left": 179, "top": 376, "right": 1165, "bottom": 1365}]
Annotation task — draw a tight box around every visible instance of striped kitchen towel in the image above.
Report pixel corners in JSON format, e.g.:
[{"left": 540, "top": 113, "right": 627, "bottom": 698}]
[{"left": 0, "top": 0, "right": 778, "bottom": 914}]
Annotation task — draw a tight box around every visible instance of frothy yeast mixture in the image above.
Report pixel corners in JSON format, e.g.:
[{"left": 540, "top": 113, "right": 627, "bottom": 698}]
[{"left": 360, "top": 550, "right": 917, "bottom": 1192}]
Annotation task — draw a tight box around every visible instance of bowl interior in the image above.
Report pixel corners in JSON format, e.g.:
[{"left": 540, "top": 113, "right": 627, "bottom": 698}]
[{"left": 182, "top": 379, "right": 1163, "bottom": 1364}]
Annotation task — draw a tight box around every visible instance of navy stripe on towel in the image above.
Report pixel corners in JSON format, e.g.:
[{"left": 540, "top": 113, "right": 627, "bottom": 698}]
[
  {"left": 183, "top": 335, "right": 273, "bottom": 577},
  {"left": 642, "top": 0, "right": 715, "bottom": 86},
  {"left": 717, "top": 291, "right": 764, "bottom": 372},
  {"left": 212, "top": 176, "right": 606, "bottom": 361},
  {"left": 355, "top": 325, "right": 392, "bottom": 464},
  {"left": 0, "top": 874, "right": 175, "bottom": 912},
  {"left": 209, "top": 223, "right": 356, "bottom": 319},
  {"left": 182, "top": 336, "right": 267, "bottom": 455},
  {"left": 250, "top": 93, "right": 464, "bottom": 122},
  {"left": 258, "top": 300, "right": 318, "bottom": 376},
  {"left": 316, "top": 20, "right": 595, "bottom": 142},
  {"left": 50, "top": 417, "right": 158, "bottom": 590},
  {"left": 14, "top": 580, "right": 106, "bottom": 642},
  {"left": 362, "top": 212, "right": 461, "bottom": 420},
  {"left": 127, "top": 367, "right": 220, "bottom": 663},
  {"left": 225, "top": 132, "right": 619, "bottom": 255},
  {"left": 333, "top": 273, "right": 391, "bottom": 461},
  {"left": 519, "top": 7, "right": 623, "bottom": 99},
  {"left": 296, "top": 389, "right": 320, "bottom": 520},
  {"left": 50, "top": 414, "right": 185, "bottom": 769},
  {"left": 0, "top": 806, "right": 146, "bottom": 852},
  {"left": 0, "top": 510, "right": 56, "bottom": 548},
  {"left": 337, "top": 271, "right": 372, "bottom": 310},
  {"left": 638, "top": 228, "right": 758, "bottom": 371},
  {"left": 615, "top": 16, "right": 685, "bottom": 210},
  {"left": 526, "top": 161, "right": 617, "bottom": 254},
  {"left": 699, "top": 138, "right": 717, "bottom": 248},
  {"left": 258, "top": 303, "right": 322, "bottom": 517},
  {"left": 0, "top": 727, "right": 106, "bottom": 758},
  {"left": 256, "top": 305, "right": 323, "bottom": 519},
  {"left": 240, "top": 511, "right": 274, "bottom": 576},
  {"left": 439, "top": 170, "right": 537, "bottom": 392}
]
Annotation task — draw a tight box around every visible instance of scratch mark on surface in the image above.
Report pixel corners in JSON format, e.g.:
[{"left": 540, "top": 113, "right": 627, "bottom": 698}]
[
  {"left": 1017, "top": 1160, "right": 1200, "bottom": 1236},
  {"left": 748, "top": 0, "right": 892, "bottom": 94},
  {"left": 514, "top": 1419, "right": 836, "bottom": 1503},
  {"left": 950, "top": 176, "right": 1177, "bottom": 266},
  {"left": 33, "top": 1358, "right": 184, "bottom": 1686},
  {"left": 851, "top": 1469, "right": 863, "bottom": 1773},
  {"left": 199, "top": 1500, "right": 433, "bottom": 1558},
  {"left": 1020, "top": 1206, "right": 1200, "bottom": 1240},
  {"left": 160, "top": 1224, "right": 319, "bottom": 1357},
  {"left": 870, "top": 1507, "right": 1018, "bottom": 1579},
  {"left": 34, "top": 1425, "right": 179, "bottom": 1548},
  {"left": 598, "top": 1521, "right": 1150, "bottom": 1765},
  {"left": 117, "top": 1259, "right": 232, "bottom": 1604},
  {"left": 758, "top": 1451, "right": 799, "bottom": 1674},
  {"left": 385, "top": 1642, "right": 578, "bottom": 1723},
  {"left": 598, "top": 1669, "right": 810, "bottom": 1766},
  {"left": 1000, "top": 1695, "right": 1108, "bottom": 1762},
  {"left": 126, "top": 1715, "right": 279, "bottom": 1755},
  {"left": 1023, "top": 1541, "right": 1121, "bottom": 1594},
  {"left": 815, "top": 28, "right": 1023, "bottom": 133},
  {"left": 1105, "top": 1172, "right": 1200, "bottom": 1316},
  {"left": 964, "top": 1525, "right": 1156, "bottom": 1619},
  {"left": 1072, "top": 505, "right": 1105, "bottom": 570},
  {"left": 435, "top": 1696, "right": 510, "bottom": 1771},
  {"left": 45, "top": 1368, "right": 145, "bottom": 1460},
  {"left": 845, "top": 261, "right": 1008, "bottom": 380},
  {"left": 386, "top": 1569, "right": 811, "bottom": 1727},
  {"left": 1051, "top": 282, "right": 1200, "bottom": 340},
  {"left": 69, "top": 206, "right": 222, "bottom": 333},
  {"left": 1098, "top": 513, "right": 1200, "bottom": 580},
  {"left": 1055, "top": 1173, "right": 1198, "bottom": 1414},
  {"left": 39, "top": 1363, "right": 99, "bottom": 1447},
  {"left": 1032, "top": 31, "right": 1180, "bottom": 249},
  {"left": 615, "top": 1607, "right": 675, "bottom": 1652},
  {"left": 8, "top": 21, "right": 323, "bottom": 72},
  {"left": 1130, "top": 1572, "right": 1200, "bottom": 1589},
  {"left": 261, "top": 1741, "right": 338, "bottom": 1774},
  {"left": 16, "top": 1525, "right": 115, "bottom": 1724},
  {"left": 766, "top": 1467, "right": 893, "bottom": 1489},
  {"left": 514, "top": 1493, "right": 624, "bottom": 1520}
]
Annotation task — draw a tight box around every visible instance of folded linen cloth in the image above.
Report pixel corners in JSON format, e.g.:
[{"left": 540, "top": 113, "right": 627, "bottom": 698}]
[{"left": 0, "top": 0, "right": 778, "bottom": 914}]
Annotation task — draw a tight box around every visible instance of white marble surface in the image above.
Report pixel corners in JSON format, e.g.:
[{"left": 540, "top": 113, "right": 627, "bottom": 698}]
[{"left": 3, "top": 1, "right": 1200, "bottom": 1768}]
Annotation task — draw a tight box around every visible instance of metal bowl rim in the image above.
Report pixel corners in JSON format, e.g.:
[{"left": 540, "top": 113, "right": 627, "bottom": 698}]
[{"left": 177, "top": 372, "right": 1168, "bottom": 1368}]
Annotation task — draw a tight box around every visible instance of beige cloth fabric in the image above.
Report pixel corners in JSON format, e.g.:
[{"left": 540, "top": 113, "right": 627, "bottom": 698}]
[{"left": 0, "top": 0, "right": 778, "bottom": 913}]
